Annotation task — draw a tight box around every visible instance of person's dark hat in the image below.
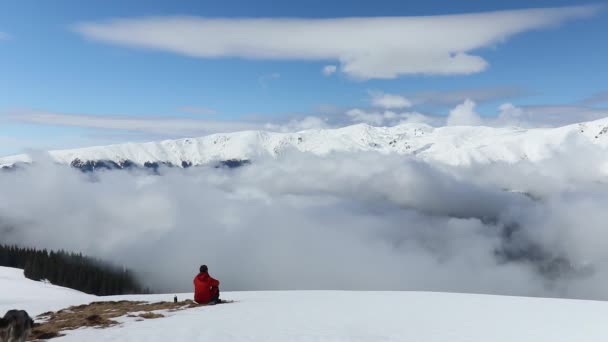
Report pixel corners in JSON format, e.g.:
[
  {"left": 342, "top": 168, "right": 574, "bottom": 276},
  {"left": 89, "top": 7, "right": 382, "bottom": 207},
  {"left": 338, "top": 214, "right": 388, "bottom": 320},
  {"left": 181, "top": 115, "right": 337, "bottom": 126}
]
[{"left": 200, "top": 265, "right": 208, "bottom": 273}]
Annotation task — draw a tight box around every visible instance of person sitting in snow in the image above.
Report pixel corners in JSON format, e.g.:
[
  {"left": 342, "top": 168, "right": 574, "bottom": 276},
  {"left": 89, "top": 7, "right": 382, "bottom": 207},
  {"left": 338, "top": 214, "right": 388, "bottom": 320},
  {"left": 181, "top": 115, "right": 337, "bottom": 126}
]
[{"left": 194, "top": 265, "right": 221, "bottom": 304}]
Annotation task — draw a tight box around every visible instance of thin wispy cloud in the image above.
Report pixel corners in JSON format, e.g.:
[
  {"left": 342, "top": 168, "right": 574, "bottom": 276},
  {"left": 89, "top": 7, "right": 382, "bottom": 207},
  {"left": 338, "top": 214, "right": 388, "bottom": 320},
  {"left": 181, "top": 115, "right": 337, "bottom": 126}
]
[
  {"left": 72, "top": 6, "right": 599, "bottom": 79},
  {"left": 516, "top": 105, "right": 608, "bottom": 127},
  {"left": 5, "top": 109, "right": 264, "bottom": 137},
  {"left": 406, "top": 86, "right": 530, "bottom": 106},
  {"left": 178, "top": 106, "right": 219, "bottom": 115},
  {"left": 580, "top": 91, "right": 608, "bottom": 106},
  {"left": 258, "top": 72, "right": 281, "bottom": 88},
  {"left": 3, "top": 109, "right": 331, "bottom": 145},
  {"left": 0, "top": 32, "right": 10, "bottom": 40}
]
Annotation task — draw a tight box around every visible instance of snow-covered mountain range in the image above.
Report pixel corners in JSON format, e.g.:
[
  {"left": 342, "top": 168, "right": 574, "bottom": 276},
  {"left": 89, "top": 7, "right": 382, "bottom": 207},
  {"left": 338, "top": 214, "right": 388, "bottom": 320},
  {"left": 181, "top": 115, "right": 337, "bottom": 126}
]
[{"left": 2, "top": 117, "right": 608, "bottom": 170}]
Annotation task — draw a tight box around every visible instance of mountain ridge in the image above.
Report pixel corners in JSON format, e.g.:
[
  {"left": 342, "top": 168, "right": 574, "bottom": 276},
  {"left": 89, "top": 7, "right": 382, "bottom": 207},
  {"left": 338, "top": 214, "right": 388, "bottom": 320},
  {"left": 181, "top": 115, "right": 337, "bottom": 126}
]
[{"left": 2, "top": 117, "right": 608, "bottom": 169}]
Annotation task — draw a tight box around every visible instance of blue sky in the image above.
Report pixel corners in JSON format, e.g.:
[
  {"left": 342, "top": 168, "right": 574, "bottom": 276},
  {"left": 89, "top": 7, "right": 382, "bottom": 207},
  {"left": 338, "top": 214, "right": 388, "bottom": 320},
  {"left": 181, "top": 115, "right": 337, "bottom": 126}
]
[{"left": 0, "top": 0, "right": 607, "bottom": 156}]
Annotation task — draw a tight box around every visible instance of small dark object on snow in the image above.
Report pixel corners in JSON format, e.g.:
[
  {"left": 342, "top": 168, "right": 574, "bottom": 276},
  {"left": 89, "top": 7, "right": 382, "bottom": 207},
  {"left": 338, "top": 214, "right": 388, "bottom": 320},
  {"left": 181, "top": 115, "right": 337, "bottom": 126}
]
[{"left": 174, "top": 295, "right": 178, "bottom": 303}]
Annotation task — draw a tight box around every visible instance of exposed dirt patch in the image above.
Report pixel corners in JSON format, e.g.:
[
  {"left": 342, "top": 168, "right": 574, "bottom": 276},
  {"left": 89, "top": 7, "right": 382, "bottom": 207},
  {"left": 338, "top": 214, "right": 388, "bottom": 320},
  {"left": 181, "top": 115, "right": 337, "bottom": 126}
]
[
  {"left": 136, "top": 312, "right": 165, "bottom": 319},
  {"left": 29, "top": 299, "right": 206, "bottom": 341}
]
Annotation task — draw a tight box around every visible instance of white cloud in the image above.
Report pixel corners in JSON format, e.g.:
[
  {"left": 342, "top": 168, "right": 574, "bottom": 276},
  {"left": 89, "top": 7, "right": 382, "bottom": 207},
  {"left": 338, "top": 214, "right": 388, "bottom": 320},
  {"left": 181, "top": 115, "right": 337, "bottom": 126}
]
[
  {"left": 5, "top": 147, "right": 608, "bottom": 298},
  {"left": 0, "top": 32, "right": 10, "bottom": 40},
  {"left": 497, "top": 103, "right": 526, "bottom": 126},
  {"left": 265, "top": 116, "right": 329, "bottom": 132},
  {"left": 73, "top": 6, "right": 598, "bottom": 79},
  {"left": 448, "top": 101, "right": 608, "bottom": 128},
  {"left": 370, "top": 92, "right": 412, "bottom": 109},
  {"left": 346, "top": 108, "right": 427, "bottom": 126},
  {"left": 396, "top": 112, "right": 445, "bottom": 126},
  {"left": 283, "top": 98, "right": 607, "bottom": 131},
  {"left": 347, "top": 108, "right": 386, "bottom": 125},
  {"left": 322, "top": 65, "right": 337, "bottom": 76},
  {"left": 407, "top": 101, "right": 608, "bottom": 128},
  {"left": 447, "top": 99, "right": 482, "bottom": 126}
]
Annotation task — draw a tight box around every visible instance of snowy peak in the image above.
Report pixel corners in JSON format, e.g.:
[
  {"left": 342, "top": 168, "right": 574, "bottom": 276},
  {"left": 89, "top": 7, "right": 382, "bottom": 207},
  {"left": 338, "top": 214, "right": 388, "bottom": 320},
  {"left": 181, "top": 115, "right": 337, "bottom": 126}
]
[{"left": 2, "top": 117, "right": 608, "bottom": 169}]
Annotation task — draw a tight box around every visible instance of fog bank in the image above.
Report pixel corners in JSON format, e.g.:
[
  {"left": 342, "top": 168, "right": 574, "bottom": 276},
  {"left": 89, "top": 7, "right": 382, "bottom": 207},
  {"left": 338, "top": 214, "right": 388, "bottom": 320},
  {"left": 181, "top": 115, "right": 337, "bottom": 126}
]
[{"left": 1, "top": 150, "right": 608, "bottom": 300}]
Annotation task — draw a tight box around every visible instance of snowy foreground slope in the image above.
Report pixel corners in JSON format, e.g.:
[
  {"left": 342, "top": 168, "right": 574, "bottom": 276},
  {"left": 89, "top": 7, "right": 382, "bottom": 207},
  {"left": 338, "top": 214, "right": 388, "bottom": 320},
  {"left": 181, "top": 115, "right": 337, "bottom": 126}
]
[
  {"left": 2, "top": 117, "right": 608, "bottom": 168},
  {"left": 0, "top": 267, "right": 93, "bottom": 313},
  {"left": 3, "top": 267, "right": 608, "bottom": 341}
]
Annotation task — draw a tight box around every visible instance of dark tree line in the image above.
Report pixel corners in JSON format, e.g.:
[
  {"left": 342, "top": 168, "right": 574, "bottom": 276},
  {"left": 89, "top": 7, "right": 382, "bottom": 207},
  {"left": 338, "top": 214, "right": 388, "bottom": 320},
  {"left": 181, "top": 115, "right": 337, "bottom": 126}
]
[{"left": 0, "top": 244, "right": 150, "bottom": 296}]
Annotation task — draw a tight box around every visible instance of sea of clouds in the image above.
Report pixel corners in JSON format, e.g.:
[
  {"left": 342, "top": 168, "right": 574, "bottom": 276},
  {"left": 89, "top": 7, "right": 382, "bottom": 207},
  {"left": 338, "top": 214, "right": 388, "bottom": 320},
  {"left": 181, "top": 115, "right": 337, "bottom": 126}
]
[{"left": 1, "top": 147, "right": 608, "bottom": 300}]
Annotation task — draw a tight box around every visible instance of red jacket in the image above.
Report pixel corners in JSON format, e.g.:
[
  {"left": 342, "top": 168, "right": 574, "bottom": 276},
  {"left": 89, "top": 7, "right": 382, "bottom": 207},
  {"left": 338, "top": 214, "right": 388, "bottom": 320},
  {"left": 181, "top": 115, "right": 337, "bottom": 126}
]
[{"left": 193, "top": 272, "right": 220, "bottom": 303}]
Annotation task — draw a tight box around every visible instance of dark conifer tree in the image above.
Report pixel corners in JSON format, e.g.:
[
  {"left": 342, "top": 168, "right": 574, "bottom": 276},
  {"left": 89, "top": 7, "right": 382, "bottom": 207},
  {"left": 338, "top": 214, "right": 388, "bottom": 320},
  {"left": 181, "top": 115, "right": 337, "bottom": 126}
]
[{"left": 0, "top": 244, "right": 149, "bottom": 295}]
